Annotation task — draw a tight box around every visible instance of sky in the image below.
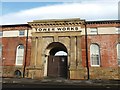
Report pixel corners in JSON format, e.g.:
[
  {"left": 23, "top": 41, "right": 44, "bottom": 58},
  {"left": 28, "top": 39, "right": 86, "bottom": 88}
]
[{"left": 0, "top": 0, "right": 120, "bottom": 25}]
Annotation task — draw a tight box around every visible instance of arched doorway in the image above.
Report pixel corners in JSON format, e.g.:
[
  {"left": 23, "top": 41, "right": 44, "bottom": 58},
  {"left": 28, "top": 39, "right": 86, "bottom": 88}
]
[{"left": 46, "top": 42, "right": 68, "bottom": 78}]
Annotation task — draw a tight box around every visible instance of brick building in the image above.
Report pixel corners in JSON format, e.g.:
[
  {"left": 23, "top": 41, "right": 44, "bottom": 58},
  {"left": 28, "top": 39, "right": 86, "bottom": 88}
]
[{"left": 0, "top": 18, "right": 120, "bottom": 80}]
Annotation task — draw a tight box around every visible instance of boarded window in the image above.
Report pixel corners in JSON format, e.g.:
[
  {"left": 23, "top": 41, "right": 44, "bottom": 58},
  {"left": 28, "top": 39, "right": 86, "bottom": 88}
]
[
  {"left": 16, "top": 45, "right": 24, "bottom": 65},
  {"left": 90, "top": 44, "right": 100, "bottom": 66},
  {"left": 90, "top": 28, "right": 98, "bottom": 35},
  {"left": 117, "top": 43, "right": 120, "bottom": 65},
  {"left": 116, "top": 27, "right": 120, "bottom": 34}
]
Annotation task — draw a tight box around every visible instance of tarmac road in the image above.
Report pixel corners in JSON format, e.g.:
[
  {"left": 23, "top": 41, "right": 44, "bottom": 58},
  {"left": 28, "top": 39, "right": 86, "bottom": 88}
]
[
  {"left": 1, "top": 78, "right": 120, "bottom": 90},
  {"left": 2, "top": 83, "right": 120, "bottom": 89}
]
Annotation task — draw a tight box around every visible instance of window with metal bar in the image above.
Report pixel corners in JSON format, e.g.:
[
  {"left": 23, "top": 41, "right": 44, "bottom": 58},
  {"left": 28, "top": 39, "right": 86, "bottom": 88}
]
[
  {"left": 117, "top": 43, "right": 120, "bottom": 65},
  {"left": 15, "top": 45, "right": 24, "bottom": 65},
  {"left": 19, "top": 30, "right": 25, "bottom": 36},
  {"left": 90, "top": 44, "right": 100, "bottom": 66}
]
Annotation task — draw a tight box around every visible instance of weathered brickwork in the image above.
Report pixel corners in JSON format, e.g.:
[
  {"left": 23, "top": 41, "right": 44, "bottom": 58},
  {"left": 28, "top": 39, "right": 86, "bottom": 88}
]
[
  {"left": 81, "top": 35, "right": 120, "bottom": 79},
  {"left": 2, "top": 37, "right": 31, "bottom": 77},
  {"left": 81, "top": 35, "right": 119, "bottom": 67},
  {"left": 1, "top": 24, "right": 30, "bottom": 31},
  {"left": 1, "top": 19, "right": 120, "bottom": 80},
  {"left": 89, "top": 67, "right": 120, "bottom": 80}
]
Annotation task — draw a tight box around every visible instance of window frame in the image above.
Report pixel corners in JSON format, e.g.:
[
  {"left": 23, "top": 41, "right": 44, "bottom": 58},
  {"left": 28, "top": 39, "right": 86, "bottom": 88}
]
[
  {"left": 117, "top": 43, "right": 120, "bottom": 66},
  {"left": 90, "top": 28, "right": 98, "bottom": 35},
  {"left": 0, "top": 31, "right": 3, "bottom": 37},
  {"left": 0, "top": 44, "right": 2, "bottom": 59},
  {"left": 19, "top": 30, "right": 25, "bottom": 36},
  {"left": 15, "top": 44, "right": 24, "bottom": 65},
  {"left": 90, "top": 43, "right": 100, "bottom": 67}
]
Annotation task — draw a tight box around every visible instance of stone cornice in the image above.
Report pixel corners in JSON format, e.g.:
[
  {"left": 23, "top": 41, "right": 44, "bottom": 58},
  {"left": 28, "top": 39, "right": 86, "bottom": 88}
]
[
  {"left": 28, "top": 18, "right": 85, "bottom": 27},
  {"left": 28, "top": 21, "right": 84, "bottom": 27},
  {"left": 1, "top": 19, "right": 120, "bottom": 31}
]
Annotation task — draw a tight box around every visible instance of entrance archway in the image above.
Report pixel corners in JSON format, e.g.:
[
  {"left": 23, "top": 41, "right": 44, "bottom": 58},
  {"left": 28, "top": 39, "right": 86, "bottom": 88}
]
[{"left": 46, "top": 42, "right": 68, "bottom": 78}]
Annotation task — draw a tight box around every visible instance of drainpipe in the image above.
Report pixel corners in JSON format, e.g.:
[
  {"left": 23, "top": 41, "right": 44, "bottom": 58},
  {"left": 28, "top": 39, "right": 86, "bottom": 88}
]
[
  {"left": 23, "top": 26, "right": 29, "bottom": 78},
  {"left": 84, "top": 21, "right": 89, "bottom": 80}
]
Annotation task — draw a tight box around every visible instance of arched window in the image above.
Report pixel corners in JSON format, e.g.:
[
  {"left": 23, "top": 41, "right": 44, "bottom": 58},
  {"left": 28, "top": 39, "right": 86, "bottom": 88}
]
[
  {"left": 0, "top": 44, "right": 2, "bottom": 59},
  {"left": 90, "top": 44, "right": 100, "bottom": 66},
  {"left": 14, "top": 70, "right": 22, "bottom": 78},
  {"left": 117, "top": 43, "right": 120, "bottom": 65},
  {"left": 15, "top": 44, "right": 24, "bottom": 65}
]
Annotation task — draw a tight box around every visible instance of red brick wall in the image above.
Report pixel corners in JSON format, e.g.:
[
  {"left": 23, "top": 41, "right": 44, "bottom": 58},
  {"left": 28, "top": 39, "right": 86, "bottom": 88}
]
[
  {"left": 2, "top": 37, "right": 31, "bottom": 66},
  {"left": 81, "top": 34, "right": 119, "bottom": 67},
  {"left": 2, "top": 34, "right": 119, "bottom": 68}
]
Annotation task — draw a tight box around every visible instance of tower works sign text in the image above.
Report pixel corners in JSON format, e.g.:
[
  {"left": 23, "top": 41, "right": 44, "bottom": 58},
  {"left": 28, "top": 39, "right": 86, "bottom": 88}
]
[{"left": 35, "top": 27, "right": 82, "bottom": 32}]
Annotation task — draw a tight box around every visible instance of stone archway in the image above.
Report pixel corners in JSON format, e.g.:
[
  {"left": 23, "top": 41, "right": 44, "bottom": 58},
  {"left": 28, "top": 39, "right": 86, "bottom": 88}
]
[
  {"left": 28, "top": 18, "right": 84, "bottom": 79},
  {"left": 45, "top": 42, "right": 68, "bottom": 78}
]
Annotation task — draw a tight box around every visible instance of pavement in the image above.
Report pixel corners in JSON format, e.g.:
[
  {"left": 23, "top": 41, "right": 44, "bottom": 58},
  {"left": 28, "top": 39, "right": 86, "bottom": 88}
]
[{"left": 1, "top": 77, "right": 120, "bottom": 89}]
